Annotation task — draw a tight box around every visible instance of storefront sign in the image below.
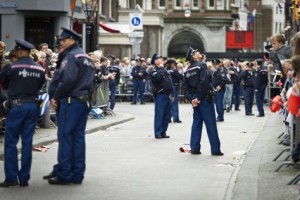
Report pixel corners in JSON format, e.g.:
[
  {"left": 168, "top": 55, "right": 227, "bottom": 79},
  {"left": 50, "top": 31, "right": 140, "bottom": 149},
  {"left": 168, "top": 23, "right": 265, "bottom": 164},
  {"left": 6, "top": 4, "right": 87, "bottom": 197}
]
[
  {"left": 0, "top": 2, "right": 17, "bottom": 8},
  {"left": 226, "top": 31, "right": 254, "bottom": 49}
]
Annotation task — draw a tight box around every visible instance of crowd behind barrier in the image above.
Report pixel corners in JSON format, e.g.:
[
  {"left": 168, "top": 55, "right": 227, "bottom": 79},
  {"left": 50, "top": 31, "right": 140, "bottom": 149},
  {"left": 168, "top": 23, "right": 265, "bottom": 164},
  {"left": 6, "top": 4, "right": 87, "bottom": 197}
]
[{"left": 1, "top": 32, "right": 300, "bottom": 196}]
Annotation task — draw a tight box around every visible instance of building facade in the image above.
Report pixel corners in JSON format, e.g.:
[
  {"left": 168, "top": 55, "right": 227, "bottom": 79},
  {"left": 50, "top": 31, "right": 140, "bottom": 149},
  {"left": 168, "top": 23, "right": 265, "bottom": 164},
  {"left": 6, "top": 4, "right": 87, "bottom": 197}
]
[
  {"left": 0, "top": 0, "right": 283, "bottom": 59},
  {"left": 98, "top": 0, "right": 271, "bottom": 59},
  {"left": 0, "top": 0, "right": 74, "bottom": 50}
]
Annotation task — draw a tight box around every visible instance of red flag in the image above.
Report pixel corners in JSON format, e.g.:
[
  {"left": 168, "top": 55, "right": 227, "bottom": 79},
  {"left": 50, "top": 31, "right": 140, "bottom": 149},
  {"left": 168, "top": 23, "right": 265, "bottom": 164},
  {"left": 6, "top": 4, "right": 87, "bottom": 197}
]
[{"left": 70, "top": 0, "right": 77, "bottom": 17}]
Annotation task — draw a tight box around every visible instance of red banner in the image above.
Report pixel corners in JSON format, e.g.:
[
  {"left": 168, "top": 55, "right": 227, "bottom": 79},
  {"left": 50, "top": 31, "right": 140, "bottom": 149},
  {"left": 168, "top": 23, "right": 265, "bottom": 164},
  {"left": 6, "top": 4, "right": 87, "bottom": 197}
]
[
  {"left": 70, "top": 0, "right": 77, "bottom": 17},
  {"left": 226, "top": 31, "right": 254, "bottom": 49}
]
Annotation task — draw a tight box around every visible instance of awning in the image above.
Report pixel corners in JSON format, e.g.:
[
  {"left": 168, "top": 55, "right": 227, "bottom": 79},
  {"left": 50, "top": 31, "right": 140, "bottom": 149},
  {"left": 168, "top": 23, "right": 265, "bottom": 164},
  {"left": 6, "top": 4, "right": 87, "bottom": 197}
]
[{"left": 99, "top": 21, "right": 120, "bottom": 33}]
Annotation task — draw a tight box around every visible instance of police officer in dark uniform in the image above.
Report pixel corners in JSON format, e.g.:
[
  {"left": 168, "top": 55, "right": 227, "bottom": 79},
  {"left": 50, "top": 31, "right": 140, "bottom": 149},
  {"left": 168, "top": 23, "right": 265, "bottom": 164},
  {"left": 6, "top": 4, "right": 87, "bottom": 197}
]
[
  {"left": 212, "top": 59, "right": 227, "bottom": 122},
  {"left": 232, "top": 58, "right": 242, "bottom": 111},
  {"left": 166, "top": 59, "right": 183, "bottom": 123},
  {"left": 148, "top": 53, "right": 173, "bottom": 139},
  {"left": 239, "top": 62, "right": 255, "bottom": 116},
  {"left": 44, "top": 27, "right": 95, "bottom": 185},
  {"left": 0, "top": 39, "right": 45, "bottom": 187},
  {"left": 131, "top": 57, "right": 148, "bottom": 104},
  {"left": 183, "top": 47, "right": 223, "bottom": 156},
  {"left": 107, "top": 55, "right": 120, "bottom": 111},
  {"left": 254, "top": 58, "right": 268, "bottom": 117}
]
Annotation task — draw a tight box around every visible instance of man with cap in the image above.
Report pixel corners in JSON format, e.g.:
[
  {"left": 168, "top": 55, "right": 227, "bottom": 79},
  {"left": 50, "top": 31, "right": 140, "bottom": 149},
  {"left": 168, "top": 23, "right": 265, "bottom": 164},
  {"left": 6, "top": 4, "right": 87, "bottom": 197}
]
[
  {"left": 166, "top": 58, "right": 183, "bottom": 123},
  {"left": 107, "top": 54, "right": 120, "bottom": 111},
  {"left": 231, "top": 58, "right": 242, "bottom": 111},
  {"left": 131, "top": 57, "right": 148, "bottom": 104},
  {"left": 44, "top": 27, "right": 95, "bottom": 185},
  {"left": 212, "top": 59, "right": 227, "bottom": 122},
  {"left": 254, "top": 58, "right": 268, "bottom": 117},
  {"left": 183, "top": 47, "right": 223, "bottom": 156},
  {"left": 0, "top": 39, "right": 45, "bottom": 187},
  {"left": 148, "top": 53, "right": 173, "bottom": 139},
  {"left": 239, "top": 62, "right": 255, "bottom": 116}
]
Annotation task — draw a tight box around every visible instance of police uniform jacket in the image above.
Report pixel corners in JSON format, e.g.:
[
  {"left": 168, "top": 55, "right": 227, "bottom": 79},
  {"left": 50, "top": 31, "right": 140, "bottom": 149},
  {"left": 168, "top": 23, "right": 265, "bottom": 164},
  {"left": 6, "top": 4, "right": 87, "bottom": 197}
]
[
  {"left": 239, "top": 70, "right": 255, "bottom": 88},
  {"left": 131, "top": 65, "right": 148, "bottom": 80},
  {"left": 254, "top": 66, "right": 268, "bottom": 89},
  {"left": 149, "top": 66, "right": 173, "bottom": 96},
  {"left": 49, "top": 43, "right": 95, "bottom": 101},
  {"left": 0, "top": 56, "right": 45, "bottom": 99},
  {"left": 212, "top": 67, "right": 228, "bottom": 89},
  {"left": 107, "top": 64, "right": 120, "bottom": 85},
  {"left": 183, "top": 60, "right": 211, "bottom": 102},
  {"left": 232, "top": 65, "right": 242, "bottom": 83},
  {"left": 167, "top": 67, "right": 183, "bottom": 86}
]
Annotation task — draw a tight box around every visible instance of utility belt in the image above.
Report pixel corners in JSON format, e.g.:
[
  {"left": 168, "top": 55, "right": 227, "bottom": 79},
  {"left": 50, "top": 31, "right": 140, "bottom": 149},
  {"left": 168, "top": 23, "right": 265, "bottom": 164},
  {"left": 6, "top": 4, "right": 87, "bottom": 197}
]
[
  {"left": 157, "top": 88, "right": 171, "bottom": 95},
  {"left": 191, "top": 89, "right": 216, "bottom": 101},
  {"left": 9, "top": 98, "right": 38, "bottom": 107},
  {"left": 65, "top": 95, "right": 91, "bottom": 104}
]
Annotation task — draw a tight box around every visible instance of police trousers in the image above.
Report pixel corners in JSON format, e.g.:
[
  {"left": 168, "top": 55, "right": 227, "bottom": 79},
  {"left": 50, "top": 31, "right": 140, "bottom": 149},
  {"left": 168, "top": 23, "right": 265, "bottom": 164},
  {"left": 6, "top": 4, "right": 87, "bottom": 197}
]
[
  {"left": 190, "top": 97, "right": 221, "bottom": 154},
  {"left": 4, "top": 102, "right": 38, "bottom": 183},
  {"left": 215, "top": 87, "right": 225, "bottom": 120},
  {"left": 154, "top": 93, "right": 172, "bottom": 137},
  {"left": 53, "top": 97, "right": 89, "bottom": 183},
  {"left": 171, "top": 85, "right": 180, "bottom": 122},
  {"left": 255, "top": 85, "right": 267, "bottom": 116},
  {"left": 244, "top": 86, "right": 254, "bottom": 115},
  {"left": 132, "top": 79, "right": 145, "bottom": 103}
]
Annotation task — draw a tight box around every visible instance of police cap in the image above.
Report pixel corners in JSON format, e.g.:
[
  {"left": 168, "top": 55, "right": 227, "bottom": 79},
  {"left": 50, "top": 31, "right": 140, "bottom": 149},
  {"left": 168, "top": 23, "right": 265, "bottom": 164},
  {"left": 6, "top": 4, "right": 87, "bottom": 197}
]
[
  {"left": 185, "top": 47, "right": 197, "bottom": 62},
  {"left": 212, "top": 59, "right": 221, "bottom": 65},
  {"left": 165, "top": 59, "right": 177, "bottom": 65},
  {"left": 256, "top": 58, "right": 264, "bottom": 65},
  {"left": 232, "top": 58, "right": 239, "bottom": 62},
  {"left": 58, "top": 27, "right": 81, "bottom": 41},
  {"left": 108, "top": 54, "right": 115, "bottom": 60},
  {"left": 150, "top": 52, "right": 162, "bottom": 65},
  {"left": 14, "top": 39, "right": 35, "bottom": 52}
]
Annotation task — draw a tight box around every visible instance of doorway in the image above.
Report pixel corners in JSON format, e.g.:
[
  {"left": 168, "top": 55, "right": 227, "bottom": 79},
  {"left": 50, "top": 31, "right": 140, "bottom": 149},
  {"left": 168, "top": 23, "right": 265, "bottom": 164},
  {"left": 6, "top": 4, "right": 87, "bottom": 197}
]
[
  {"left": 25, "top": 17, "right": 54, "bottom": 50},
  {"left": 168, "top": 31, "right": 204, "bottom": 58}
]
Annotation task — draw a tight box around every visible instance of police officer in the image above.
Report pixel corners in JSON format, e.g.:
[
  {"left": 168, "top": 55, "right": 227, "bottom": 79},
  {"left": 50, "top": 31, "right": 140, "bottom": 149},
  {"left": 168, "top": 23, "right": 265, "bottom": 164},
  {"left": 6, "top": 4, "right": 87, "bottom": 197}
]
[
  {"left": 131, "top": 57, "right": 148, "bottom": 104},
  {"left": 148, "top": 53, "right": 173, "bottom": 139},
  {"left": 44, "top": 27, "right": 95, "bottom": 185},
  {"left": 183, "top": 47, "right": 223, "bottom": 156},
  {"left": 212, "top": 59, "right": 227, "bottom": 122},
  {"left": 232, "top": 58, "right": 242, "bottom": 111},
  {"left": 254, "top": 58, "right": 268, "bottom": 117},
  {"left": 166, "top": 59, "right": 183, "bottom": 123},
  {"left": 239, "top": 62, "right": 255, "bottom": 116},
  {"left": 0, "top": 39, "right": 45, "bottom": 187},
  {"left": 107, "top": 55, "right": 120, "bottom": 111}
]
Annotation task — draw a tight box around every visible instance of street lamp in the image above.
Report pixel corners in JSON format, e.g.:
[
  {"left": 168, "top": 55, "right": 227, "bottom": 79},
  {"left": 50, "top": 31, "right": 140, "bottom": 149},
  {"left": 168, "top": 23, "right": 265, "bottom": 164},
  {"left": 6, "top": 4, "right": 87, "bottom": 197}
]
[
  {"left": 81, "top": 0, "right": 99, "bottom": 53},
  {"left": 184, "top": 9, "right": 191, "bottom": 17}
]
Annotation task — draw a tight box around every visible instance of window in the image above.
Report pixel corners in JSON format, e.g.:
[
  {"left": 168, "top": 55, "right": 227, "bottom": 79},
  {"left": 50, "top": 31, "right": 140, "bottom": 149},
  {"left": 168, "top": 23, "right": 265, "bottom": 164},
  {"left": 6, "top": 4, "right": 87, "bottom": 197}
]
[
  {"left": 192, "top": 0, "right": 199, "bottom": 10},
  {"left": 207, "top": 0, "right": 215, "bottom": 10},
  {"left": 159, "top": 0, "right": 165, "bottom": 7},
  {"left": 174, "top": 0, "right": 182, "bottom": 9}
]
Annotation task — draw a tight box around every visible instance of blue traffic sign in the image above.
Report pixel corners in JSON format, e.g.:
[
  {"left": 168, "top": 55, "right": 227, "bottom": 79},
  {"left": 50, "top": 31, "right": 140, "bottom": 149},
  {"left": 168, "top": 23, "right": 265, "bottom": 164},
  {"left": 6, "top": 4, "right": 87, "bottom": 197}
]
[{"left": 131, "top": 17, "right": 141, "bottom": 26}]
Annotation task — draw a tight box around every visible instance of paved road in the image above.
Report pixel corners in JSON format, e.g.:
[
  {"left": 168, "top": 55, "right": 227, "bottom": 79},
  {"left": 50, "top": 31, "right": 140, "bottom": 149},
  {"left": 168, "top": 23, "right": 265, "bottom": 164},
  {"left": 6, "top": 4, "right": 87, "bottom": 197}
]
[{"left": 0, "top": 102, "right": 298, "bottom": 200}]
